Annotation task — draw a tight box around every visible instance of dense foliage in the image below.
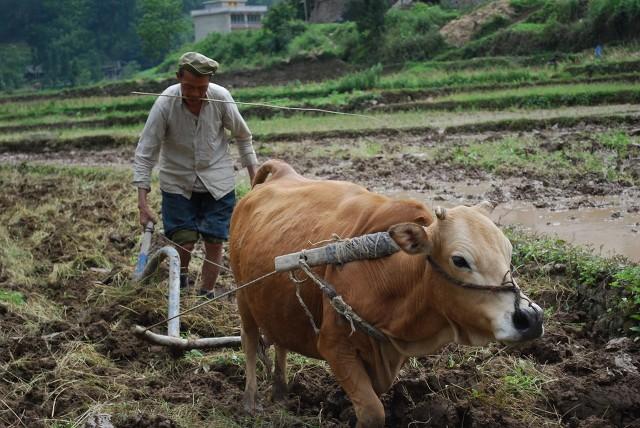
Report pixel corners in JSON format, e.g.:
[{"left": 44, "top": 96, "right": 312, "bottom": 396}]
[
  {"left": 1, "top": 0, "right": 639, "bottom": 91},
  {"left": 450, "top": 0, "right": 640, "bottom": 58}
]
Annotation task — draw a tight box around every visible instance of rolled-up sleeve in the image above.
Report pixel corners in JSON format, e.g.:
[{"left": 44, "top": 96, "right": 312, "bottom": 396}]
[
  {"left": 221, "top": 89, "right": 257, "bottom": 167},
  {"left": 133, "top": 97, "right": 167, "bottom": 189}
]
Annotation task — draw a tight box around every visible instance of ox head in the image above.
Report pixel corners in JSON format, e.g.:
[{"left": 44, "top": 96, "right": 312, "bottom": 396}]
[{"left": 388, "top": 201, "right": 543, "bottom": 345}]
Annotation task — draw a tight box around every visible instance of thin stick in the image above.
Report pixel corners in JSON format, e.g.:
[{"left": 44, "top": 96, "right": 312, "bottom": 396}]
[
  {"left": 0, "top": 398, "right": 26, "bottom": 428},
  {"left": 131, "top": 91, "right": 383, "bottom": 121}
]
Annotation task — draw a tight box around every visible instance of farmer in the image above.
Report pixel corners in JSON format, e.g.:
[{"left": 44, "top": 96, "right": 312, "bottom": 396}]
[{"left": 133, "top": 51, "right": 257, "bottom": 298}]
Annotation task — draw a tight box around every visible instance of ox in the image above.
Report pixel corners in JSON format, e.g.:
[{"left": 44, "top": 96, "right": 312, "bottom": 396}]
[{"left": 229, "top": 159, "right": 543, "bottom": 427}]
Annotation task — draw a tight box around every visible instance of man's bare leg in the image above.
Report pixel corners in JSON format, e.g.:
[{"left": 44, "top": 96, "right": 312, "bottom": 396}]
[
  {"left": 176, "top": 241, "right": 195, "bottom": 288},
  {"left": 202, "top": 241, "right": 223, "bottom": 294}
]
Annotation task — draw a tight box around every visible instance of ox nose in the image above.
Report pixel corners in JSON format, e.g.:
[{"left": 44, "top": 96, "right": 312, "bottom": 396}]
[{"left": 511, "top": 306, "right": 544, "bottom": 341}]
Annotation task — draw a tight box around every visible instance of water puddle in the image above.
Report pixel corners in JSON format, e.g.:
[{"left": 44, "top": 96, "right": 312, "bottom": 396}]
[
  {"left": 493, "top": 202, "right": 640, "bottom": 261},
  {"left": 388, "top": 183, "right": 640, "bottom": 262}
]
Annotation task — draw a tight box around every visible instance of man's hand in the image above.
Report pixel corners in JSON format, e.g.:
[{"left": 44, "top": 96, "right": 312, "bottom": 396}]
[
  {"left": 137, "top": 188, "right": 157, "bottom": 227},
  {"left": 247, "top": 164, "right": 257, "bottom": 187}
]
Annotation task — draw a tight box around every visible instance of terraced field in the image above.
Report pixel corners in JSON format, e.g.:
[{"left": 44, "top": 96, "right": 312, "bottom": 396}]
[{"left": 1, "top": 53, "right": 639, "bottom": 427}]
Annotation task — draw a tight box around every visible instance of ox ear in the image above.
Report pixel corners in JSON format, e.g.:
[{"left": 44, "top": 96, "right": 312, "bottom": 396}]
[
  {"left": 388, "top": 223, "right": 432, "bottom": 255},
  {"left": 473, "top": 200, "right": 495, "bottom": 217}
]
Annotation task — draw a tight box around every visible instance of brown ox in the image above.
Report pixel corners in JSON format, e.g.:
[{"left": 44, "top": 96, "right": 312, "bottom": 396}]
[{"left": 229, "top": 160, "right": 543, "bottom": 427}]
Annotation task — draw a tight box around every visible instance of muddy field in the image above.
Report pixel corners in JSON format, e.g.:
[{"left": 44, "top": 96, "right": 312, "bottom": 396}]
[{"left": 1, "top": 122, "right": 640, "bottom": 427}]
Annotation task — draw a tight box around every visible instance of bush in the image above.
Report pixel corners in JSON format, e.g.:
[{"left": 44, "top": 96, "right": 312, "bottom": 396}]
[
  {"left": 334, "top": 63, "right": 382, "bottom": 92},
  {"left": 526, "top": 0, "right": 583, "bottom": 24},
  {"left": 510, "top": 0, "right": 545, "bottom": 12},
  {"left": 287, "top": 23, "right": 358, "bottom": 59},
  {"left": 0, "top": 43, "right": 31, "bottom": 91},
  {"left": 190, "top": 30, "right": 273, "bottom": 69},
  {"left": 380, "top": 4, "right": 457, "bottom": 62},
  {"left": 262, "top": 0, "right": 306, "bottom": 52},
  {"left": 473, "top": 15, "right": 512, "bottom": 39},
  {"left": 588, "top": 0, "right": 640, "bottom": 41}
]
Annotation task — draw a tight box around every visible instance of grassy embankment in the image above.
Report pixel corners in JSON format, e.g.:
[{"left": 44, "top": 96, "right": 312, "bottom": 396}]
[{"left": 0, "top": 54, "right": 638, "bottom": 151}]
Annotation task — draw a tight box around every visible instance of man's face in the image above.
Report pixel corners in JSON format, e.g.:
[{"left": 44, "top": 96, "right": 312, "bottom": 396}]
[{"left": 177, "top": 69, "right": 210, "bottom": 107}]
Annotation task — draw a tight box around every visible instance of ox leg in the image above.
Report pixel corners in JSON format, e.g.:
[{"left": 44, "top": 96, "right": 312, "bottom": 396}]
[
  {"left": 239, "top": 306, "right": 260, "bottom": 413},
  {"left": 271, "top": 345, "right": 288, "bottom": 401},
  {"left": 320, "top": 342, "right": 385, "bottom": 427}
]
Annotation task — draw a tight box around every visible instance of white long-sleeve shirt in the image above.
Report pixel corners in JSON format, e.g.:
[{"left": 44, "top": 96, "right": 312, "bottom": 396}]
[{"left": 133, "top": 83, "right": 257, "bottom": 199}]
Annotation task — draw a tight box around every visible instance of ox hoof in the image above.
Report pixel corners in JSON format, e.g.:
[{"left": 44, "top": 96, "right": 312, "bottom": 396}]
[
  {"left": 271, "top": 383, "right": 288, "bottom": 402},
  {"left": 241, "top": 397, "right": 262, "bottom": 415}
]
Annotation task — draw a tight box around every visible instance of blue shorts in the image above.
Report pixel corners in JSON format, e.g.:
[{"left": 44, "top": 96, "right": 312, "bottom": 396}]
[{"left": 161, "top": 190, "right": 236, "bottom": 245}]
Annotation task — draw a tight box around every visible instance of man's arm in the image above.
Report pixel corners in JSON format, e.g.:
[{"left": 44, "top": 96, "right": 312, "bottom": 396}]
[
  {"left": 133, "top": 96, "right": 167, "bottom": 226},
  {"left": 246, "top": 163, "right": 257, "bottom": 186},
  {"left": 137, "top": 187, "right": 157, "bottom": 226},
  {"left": 219, "top": 87, "right": 258, "bottom": 176}
]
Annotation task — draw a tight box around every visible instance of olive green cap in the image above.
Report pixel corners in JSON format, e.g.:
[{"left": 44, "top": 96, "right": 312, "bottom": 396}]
[{"left": 178, "top": 52, "right": 219, "bottom": 76}]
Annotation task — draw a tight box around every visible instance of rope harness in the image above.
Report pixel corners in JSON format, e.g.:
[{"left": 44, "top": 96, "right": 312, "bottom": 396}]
[
  {"left": 284, "top": 232, "right": 539, "bottom": 342},
  {"left": 426, "top": 255, "right": 540, "bottom": 319},
  {"left": 142, "top": 231, "right": 539, "bottom": 340},
  {"left": 294, "top": 258, "right": 389, "bottom": 342}
]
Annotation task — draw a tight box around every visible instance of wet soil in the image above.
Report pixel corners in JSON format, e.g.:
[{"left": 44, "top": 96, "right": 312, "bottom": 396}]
[
  {"left": 1, "top": 123, "right": 639, "bottom": 427},
  {"left": 2, "top": 123, "right": 639, "bottom": 261}
]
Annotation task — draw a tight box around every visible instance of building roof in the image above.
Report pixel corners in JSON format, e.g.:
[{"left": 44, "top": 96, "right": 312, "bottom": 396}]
[{"left": 192, "top": 5, "right": 267, "bottom": 17}]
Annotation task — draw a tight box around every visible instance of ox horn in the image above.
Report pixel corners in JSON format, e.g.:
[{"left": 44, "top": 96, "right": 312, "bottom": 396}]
[
  {"left": 434, "top": 206, "right": 447, "bottom": 220},
  {"left": 474, "top": 200, "right": 495, "bottom": 216}
]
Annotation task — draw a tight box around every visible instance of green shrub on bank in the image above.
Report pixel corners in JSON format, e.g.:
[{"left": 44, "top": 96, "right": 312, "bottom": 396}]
[
  {"left": 508, "top": 229, "right": 640, "bottom": 336},
  {"left": 589, "top": 0, "right": 640, "bottom": 41},
  {"left": 380, "top": 4, "right": 458, "bottom": 62},
  {"left": 287, "top": 23, "right": 358, "bottom": 59},
  {"left": 335, "top": 64, "right": 383, "bottom": 92}
]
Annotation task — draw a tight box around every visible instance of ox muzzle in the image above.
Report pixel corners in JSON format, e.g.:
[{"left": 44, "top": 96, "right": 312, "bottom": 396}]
[{"left": 427, "top": 256, "right": 544, "bottom": 342}]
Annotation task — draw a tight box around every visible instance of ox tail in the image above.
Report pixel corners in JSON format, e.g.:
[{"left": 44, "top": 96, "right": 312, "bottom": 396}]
[{"left": 252, "top": 159, "right": 301, "bottom": 187}]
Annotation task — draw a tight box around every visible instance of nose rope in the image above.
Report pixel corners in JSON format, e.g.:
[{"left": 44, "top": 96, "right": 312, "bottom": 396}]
[{"left": 425, "top": 256, "right": 540, "bottom": 316}]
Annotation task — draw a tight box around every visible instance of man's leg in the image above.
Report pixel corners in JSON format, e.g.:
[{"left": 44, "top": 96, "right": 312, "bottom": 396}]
[
  {"left": 196, "top": 190, "right": 235, "bottom": 297},
  {"left": 201, "top": 241, "right": 223, "bottom": 293},
  {"left": 169, "top": 231, "right": 199, "bottom": 289},
  {"left": 177, "top": 242, "right": 195, "bottom": 272},
  {"left": 161, "top": 191, "right": 199, "bottom": 288}
]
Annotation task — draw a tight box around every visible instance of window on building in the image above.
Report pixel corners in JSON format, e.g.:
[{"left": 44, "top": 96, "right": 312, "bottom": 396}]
[
  {"left": 231, "top": 14, "right": 244, "bottom": 24},
  {"left": 247, "top": 14, "right": 261, "bottom": 23}
]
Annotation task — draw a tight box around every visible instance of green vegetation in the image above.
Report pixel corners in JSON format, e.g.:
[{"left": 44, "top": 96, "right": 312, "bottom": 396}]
[
  {"left": 437, "top": 130, "right": 639, "bottom": 184},
  {"left": 0, "top": 290, "right": 25, "bottom": 305},
  {"left": 2, "top": 0, "right": 638, "bottom": 91},
  {"left": 509, "top": 228, "right": 640, "bottom": 335}
]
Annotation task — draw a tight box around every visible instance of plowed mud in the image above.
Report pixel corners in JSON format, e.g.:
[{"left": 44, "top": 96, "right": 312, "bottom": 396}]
[{"left": 1, "top": 122, "right": 639, "bottom": 427}]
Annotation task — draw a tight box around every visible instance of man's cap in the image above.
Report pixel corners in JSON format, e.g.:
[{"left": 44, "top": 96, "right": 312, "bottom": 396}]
[{"left": 178, "top": 52, "right": 219, "bottom": 76}]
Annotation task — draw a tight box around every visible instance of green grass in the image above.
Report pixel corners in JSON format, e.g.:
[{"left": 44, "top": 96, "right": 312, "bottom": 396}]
[
  {"left": 0, "top": 289, "right": 25, "bottom": 305},
  {"left": 437, "top": 131, "right": 639, "bottom": 184},
  {"left": 1, "top": 103, "right": 638, "bottom": 150},
  {"left": 508, "top": 228, "right": 640, "bottom": 336}
]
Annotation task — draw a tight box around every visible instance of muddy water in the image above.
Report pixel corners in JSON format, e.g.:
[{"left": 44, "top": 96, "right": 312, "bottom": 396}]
[
  {"left": 390, "top": 184, "right": 640, "bottom": 262},
  {"left": 493, "top": 201, "right": 640, "bottom": 261}
]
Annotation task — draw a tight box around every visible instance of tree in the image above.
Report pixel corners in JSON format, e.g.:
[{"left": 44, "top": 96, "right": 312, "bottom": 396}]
[
  {"left": 344, "top": 0, "right": 389, "bottom": 60},
  {"left": 262, "top": 0, "right": 306, "bottom": 52},
  {"left": 136, "top": 0, "right": 188, "bottom": 65}
]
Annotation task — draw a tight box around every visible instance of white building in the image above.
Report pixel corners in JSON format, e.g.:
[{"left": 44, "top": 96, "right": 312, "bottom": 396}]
[{"left": 192, "top": 0, "right": 268, "bottom": 41}]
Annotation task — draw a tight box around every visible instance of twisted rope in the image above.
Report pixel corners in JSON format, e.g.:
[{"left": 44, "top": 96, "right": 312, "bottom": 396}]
[{"left": 324, "top": 232, "right": 400, "bottom": 265}]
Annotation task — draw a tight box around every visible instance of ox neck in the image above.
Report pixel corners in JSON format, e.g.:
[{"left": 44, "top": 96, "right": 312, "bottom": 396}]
[{"left": 368, "top": 253, "right": 449, "bottom": 343}]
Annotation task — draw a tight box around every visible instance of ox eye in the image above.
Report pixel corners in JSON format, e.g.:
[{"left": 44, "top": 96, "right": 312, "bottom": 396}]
[{"left": 452, "top": 256, "right": 471, "bottom": 270}]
